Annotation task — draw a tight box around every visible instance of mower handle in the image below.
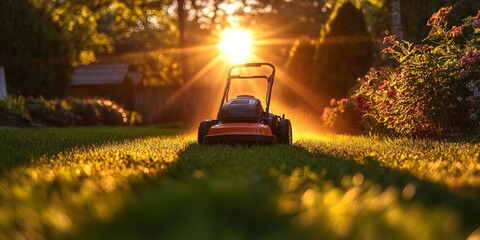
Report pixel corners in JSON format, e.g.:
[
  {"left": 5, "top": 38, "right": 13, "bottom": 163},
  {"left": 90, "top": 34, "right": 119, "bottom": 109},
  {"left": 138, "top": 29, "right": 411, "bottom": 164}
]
[
  {"left": 228, "top": 62, "right": 275, "bottom": 80},
  {"left": 229, "top": 75, "right": 269, "bottom": 79},
  {"left": 218, "top": 62, "right": 277, "bottom": 118},
  {"left": 233, "top": 62, "right": 274, "bottom": 68}
]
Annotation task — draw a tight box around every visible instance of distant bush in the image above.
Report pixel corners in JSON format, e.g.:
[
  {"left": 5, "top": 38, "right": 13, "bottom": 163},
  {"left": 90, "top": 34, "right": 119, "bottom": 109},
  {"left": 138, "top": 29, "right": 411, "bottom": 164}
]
[
  {"left": 320, "top": 98, "right": 360, "bottom": 134},
  {"left": 313, "top": 2, "right": 374, "bottom": 101},
  {"left": 92, "top": 99, "right": 129, "bottom": 126},
  {"left": 27, "top": 97, "right": 77, "bottom": 126},
  {"left": 354, "top": 7, "right": 480, "bottom": 136},
  {"left": 0, "top": 95, "right": 142, "bottom": 126},
  {"left": 0, "top": 95, "right": 28, "bottom": 119},
  {"left": 71, "top": 99, "right": 101, "bottom": 125}
]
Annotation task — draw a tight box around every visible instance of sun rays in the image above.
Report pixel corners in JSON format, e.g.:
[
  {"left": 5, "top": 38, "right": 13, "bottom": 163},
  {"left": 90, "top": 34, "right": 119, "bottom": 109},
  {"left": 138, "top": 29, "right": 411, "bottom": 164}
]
[
  {"left": 218, "top": 28, "right": 253, "bottom": 64},
  {"left": 135, "top": 25, "right": 328, "bottom": 136}
]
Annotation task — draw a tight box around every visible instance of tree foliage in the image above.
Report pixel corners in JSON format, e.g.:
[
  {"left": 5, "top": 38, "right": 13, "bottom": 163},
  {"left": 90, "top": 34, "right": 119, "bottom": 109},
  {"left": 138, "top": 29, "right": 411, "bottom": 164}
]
[
  {"left": 0, "top": 0, "right": 73, "bottom": 97},
  {"left": 312, "top": 1, "right": 374, "bottom": 101},
  {"left": 1, "top": 0, "right": 180, "bottom": 97},
  {"left": 401, "top": 0, "right": 480, "bottom": 42},
  {"left": 95, "top": 1, "right": 179, "bottom": 86},
  {"left": 285, "top": 37, "right": 316, "bottom": 88}
]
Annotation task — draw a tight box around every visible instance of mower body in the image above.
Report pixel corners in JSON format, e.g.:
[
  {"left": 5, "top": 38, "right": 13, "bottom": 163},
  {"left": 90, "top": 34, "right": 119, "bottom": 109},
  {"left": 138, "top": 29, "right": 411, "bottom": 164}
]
[
  {"left": 204, "top": 95, "right": 277, "bottom": 144},
  {"left": 198, "top": 63, "right": 292, "bottom": 145}
]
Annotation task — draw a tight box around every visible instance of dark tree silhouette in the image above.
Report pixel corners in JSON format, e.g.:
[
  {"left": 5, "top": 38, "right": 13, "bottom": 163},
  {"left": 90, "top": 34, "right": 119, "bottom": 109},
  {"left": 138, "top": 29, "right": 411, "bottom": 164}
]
[
  {"left": 312, "top": 2, "right": 374, "bottom": 102},
  {"left": 0, "top": 0, "right": 72, "bottom": 97}
]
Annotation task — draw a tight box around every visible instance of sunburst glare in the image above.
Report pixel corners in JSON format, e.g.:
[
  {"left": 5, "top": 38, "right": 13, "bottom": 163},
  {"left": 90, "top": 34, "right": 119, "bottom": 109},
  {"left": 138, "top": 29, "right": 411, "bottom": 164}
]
[{"left": 218, "top": 28, "right": 253, "bottom": 64}]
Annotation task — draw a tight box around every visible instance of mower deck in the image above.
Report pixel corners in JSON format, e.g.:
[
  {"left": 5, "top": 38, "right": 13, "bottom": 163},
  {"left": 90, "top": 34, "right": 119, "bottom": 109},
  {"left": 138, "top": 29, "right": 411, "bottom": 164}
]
[
  {"left": 204, "top": 123, "right": 277, "bottom": 145},
  {"left": 197, "top": 62, "right": 292, "bottom": 145}
]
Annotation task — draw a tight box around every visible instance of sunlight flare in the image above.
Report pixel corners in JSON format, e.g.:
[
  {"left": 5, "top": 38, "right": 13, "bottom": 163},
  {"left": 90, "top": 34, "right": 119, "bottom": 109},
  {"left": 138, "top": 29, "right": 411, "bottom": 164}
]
[{"left": 219, "top": 28, "right": 253, "bottom": 64}]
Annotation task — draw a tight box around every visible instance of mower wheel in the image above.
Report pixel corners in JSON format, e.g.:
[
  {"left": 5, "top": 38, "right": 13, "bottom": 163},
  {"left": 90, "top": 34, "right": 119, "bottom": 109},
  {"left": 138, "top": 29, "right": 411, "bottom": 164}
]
[
  {"left": 198, "top": 120, "right": 213, "bottom": 144},
  {"left": 277, "top": 119, "right": 292, "bottom": 145}
]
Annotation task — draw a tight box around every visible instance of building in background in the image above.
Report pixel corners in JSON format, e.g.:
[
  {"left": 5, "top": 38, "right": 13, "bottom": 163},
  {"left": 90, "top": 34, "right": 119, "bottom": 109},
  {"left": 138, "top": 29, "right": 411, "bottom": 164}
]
[
  {"left": 70, "top": 64, "right": 181, "bottom": 122},
  {"left": 70, "top": 64, "right": 143, "bottom": 109}
]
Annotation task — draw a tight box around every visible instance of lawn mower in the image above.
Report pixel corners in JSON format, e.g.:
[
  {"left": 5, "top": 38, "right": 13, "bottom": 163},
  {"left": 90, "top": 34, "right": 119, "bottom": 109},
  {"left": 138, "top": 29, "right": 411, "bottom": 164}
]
[{"left": 197, "top": 62, "right": 292, "bottom": 145}]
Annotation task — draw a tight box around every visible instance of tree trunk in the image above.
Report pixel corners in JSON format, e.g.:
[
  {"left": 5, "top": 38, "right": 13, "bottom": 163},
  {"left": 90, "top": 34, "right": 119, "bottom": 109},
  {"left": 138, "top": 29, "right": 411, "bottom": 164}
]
[
  {"left": 178, "top": 0, "right": 188, "bottom": 83},
  {"left": 388, "top": 0, "right": 403, "bottom": 40},
  {"left": 178, "top": 0, "right": 191, "bottom": 120}
]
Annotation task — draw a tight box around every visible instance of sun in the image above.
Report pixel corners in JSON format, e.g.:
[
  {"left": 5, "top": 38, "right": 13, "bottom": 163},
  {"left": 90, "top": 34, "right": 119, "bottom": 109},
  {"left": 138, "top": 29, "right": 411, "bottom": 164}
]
[{"left": 218, "top": 28, "right": 253, "bottom": 64}]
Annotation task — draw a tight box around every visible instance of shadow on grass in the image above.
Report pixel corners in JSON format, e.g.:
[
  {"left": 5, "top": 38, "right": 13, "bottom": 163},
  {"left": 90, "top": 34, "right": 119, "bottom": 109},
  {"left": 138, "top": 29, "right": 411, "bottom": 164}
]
[
  {"left": 69, "top": 143, "right": 480, "bottom": 239},
  {"left": 0, "top": 125, "right": 182, "bottom": 174}
]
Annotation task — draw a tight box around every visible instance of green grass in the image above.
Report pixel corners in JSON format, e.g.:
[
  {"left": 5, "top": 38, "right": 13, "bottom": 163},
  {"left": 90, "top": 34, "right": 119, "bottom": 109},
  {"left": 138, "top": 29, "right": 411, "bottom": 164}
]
[
  {"left": 0, "top": 125, "right": 182, "bottom": 169},
  {"left": 0, "top": 127, "right": 479, "bottom": 239}
]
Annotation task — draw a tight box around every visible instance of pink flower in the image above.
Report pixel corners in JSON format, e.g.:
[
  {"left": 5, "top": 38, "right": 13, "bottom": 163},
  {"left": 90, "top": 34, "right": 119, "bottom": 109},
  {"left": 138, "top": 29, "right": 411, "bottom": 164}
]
[
  {"left": 448, "top": 25, "right": 464, "bottom": 38},
  {"left": 427, "top": 6, "right": 452, "bottom": 26},
  {"left": 387, "top": 89, "right": 397, "bottom": 97},
  {"left": 378, "top": 85, "right": 387, "bottom": 91},
  {"left": 383, "top": 35, "right": 397, "bottom": 45},
  {"left": 381, "top": 46, "right": 395, "bottom": 54},
  {"left": 330, "top": 98, "right": 336, "bottom": 106}
]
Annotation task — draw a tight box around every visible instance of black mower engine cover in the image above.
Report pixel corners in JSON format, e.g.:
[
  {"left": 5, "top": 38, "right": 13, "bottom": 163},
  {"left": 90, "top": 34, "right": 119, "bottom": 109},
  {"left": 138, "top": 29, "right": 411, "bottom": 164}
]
[{"left": 219, "top": 95, "right": 264, "bottom": 122}]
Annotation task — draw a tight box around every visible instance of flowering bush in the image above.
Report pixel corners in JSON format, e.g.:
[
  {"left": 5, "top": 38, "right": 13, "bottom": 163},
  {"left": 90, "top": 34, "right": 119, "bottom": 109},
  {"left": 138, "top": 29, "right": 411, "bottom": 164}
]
[
  {"left": 320, "top": 98, "right": 359, "bottom": 134},
  {"left": 93, "top": 99, "right": 129, "bottom": 126},
  {"left": 0, "top": 95, "right": 28, "bottom": 118},
  {"left": 70, "top": 99, "right": 101, "bottom": 125},
  {"left": 355, "top": 7, "right": 480, "bottom": 135},
  {"left": 27, "top": 97, "right": 78, "bottom": 126},
  {"left": 1, "top": 95, "right": 142, "bottom": 126}
]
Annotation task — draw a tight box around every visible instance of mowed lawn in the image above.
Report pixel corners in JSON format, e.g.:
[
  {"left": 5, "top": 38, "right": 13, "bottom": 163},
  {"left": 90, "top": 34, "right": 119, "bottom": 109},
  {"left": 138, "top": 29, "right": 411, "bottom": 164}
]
[{"left": 0, "top": 126, "right": 479, "bottom": 239}]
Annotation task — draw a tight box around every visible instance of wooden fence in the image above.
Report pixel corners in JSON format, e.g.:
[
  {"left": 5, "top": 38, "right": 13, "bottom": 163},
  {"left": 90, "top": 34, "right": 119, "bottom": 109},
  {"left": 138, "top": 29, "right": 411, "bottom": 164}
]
[{"left": 133, "top": 85, "right": 217, "bottom": 123}]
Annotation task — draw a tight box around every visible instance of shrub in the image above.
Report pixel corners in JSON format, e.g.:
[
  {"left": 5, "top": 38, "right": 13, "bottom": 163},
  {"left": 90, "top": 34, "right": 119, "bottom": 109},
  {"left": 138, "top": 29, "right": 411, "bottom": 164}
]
[
  {"left": 2, "top": 95, "right": 142, "bottom": 126},
  {"left": 0, "top": 95, "right": 28, "bottom": 118},
  {"left": 94, "top": 99, "right": 128, "bottom": 126},
  {"left": 320, "top": 98, "right": 359, "bottom": 134},
  {"left": 26, "top": 97, "right": 77, "bottom": 126},
  {"left": 355, "top": 7, "right": 480, "bottom": 136},
  {"left": 70, "top": 99, "right": 101, "bottom": 125}
]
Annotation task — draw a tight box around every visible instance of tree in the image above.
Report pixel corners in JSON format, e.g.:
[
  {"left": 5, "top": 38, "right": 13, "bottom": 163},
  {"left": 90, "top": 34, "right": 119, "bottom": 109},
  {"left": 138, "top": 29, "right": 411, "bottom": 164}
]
[
  {"left": 178, "top": 0, "right": 189, "bottom": 84},
  {"left": 285, "top": 37, "right": 316, "bottom": 88},
  {"left": 30, "top": 0, "right": 113, "bottom": 65},
  {"left": 312, "top": 1, "right": 374, "bottom": 102},
  {"left": 0, "top": 0, "right": 73, "bottom": 97},
  {"left": 36, "top": 0, "right": 179, "bottom": 86},
  {"left": 97, "top": 1, "right": 179, "bottom": 86},
  {"left": 388, "top": 0, "right": 403, "bottom": 40}
]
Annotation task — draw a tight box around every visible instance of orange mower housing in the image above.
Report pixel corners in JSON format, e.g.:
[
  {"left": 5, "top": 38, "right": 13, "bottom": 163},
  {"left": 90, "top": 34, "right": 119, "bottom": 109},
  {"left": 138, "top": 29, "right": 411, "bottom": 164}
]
[{"left": 197, "top": 63, "right": 292, "bottom": 145}]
